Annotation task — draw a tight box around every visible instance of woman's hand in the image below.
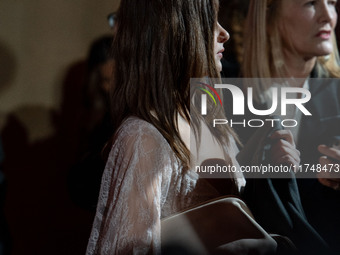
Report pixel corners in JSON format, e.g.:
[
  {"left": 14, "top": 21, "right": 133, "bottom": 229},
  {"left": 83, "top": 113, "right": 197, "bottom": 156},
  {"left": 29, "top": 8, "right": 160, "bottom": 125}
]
[
  {"left": 317, "top": 145, "right": 340, "bottom": 191},
  {"left": 269, "top": 130, "right": 300, "bottom": 169}
]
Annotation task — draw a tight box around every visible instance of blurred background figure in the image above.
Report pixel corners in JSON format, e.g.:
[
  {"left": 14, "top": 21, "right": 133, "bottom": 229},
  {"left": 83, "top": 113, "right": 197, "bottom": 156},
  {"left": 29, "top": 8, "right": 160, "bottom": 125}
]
[
  {"left": 82, "top": 35, "right": 114, "bottom": 150},
  {"left": 56, "top": 35, "right": 113, "bottom": 165},
  {"left": 218, "top": 0, "right": 249, "bottom": 78},
  {"left": 78, "top": 12, "right": 116, "bottom": 161},
  {"left": 68, "top": 35, "right": 114, "bottom": 212}
]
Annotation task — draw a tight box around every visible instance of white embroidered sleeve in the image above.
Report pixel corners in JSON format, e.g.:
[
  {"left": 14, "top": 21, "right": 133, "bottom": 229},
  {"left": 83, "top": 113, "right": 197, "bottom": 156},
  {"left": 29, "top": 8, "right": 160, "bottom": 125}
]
[{"left": 86, "top": 119, "right": 173, "bottom": 255}]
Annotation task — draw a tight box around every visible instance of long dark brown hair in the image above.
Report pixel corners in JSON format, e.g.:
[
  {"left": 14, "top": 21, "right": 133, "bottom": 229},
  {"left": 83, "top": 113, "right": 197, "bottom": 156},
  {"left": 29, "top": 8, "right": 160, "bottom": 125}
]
[{"left": 109, "top": 0, "right": 236, "bottom": 167}]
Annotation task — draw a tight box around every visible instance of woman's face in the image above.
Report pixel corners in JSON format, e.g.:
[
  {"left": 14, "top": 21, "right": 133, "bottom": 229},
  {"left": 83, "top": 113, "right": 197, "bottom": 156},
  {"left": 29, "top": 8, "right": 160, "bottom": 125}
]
[
  {"left": 279, "top": 0, "right": 338, "bottom": 59},
  {"left": 214, "top": 22, "right": 230, "bottom": 72},
  {"left": 99, "top": 59, "right": 115, "bottom": 92}
]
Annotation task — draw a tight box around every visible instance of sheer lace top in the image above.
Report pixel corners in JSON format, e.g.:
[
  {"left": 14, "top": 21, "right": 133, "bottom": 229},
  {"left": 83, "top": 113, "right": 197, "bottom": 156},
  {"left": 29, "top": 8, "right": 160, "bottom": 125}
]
[{"left": 86, "top": 117, "right": 243, "bottom": 254}]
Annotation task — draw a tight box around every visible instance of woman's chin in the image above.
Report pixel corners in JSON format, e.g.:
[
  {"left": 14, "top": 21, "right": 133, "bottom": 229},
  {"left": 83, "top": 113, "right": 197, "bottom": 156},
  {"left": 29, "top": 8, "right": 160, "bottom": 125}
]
[
  {"left": 215, "top": 62, "right": 222, "bottom": 73},
  {"left": 315, "top": 44, "right": 333, "bottom": 57}
]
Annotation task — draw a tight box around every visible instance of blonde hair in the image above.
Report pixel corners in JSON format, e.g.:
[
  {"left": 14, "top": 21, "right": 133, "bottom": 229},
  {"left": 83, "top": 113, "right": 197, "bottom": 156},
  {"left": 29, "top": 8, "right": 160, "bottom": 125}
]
[{"left": 243, "top": 0, "right": 340, "bottom": 82}]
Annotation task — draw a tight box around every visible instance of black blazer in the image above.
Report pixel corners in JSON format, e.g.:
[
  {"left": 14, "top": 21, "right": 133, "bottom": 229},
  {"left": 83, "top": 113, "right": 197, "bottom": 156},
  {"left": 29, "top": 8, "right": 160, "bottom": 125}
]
[
  {"left": 298, "top": 78, "right": 340, "bottom": 165},
  {"left": 222, "top": 75, "right": 340, "bottom": 254},
  {"left": 296, "top": 78, "right": 340, "bottom": 254}
]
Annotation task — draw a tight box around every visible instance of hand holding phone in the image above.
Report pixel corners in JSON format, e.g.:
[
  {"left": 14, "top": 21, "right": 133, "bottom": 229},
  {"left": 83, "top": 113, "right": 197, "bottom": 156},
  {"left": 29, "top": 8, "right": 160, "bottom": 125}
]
[
  {"left": 317, "top": 138, "right": 340, "bottom": 190},
  {"left": 327, "top": 136, "right": 340, "bottom": 151},
  {"left": 322, "top": 136, "right": 340, "bottom": 163}
]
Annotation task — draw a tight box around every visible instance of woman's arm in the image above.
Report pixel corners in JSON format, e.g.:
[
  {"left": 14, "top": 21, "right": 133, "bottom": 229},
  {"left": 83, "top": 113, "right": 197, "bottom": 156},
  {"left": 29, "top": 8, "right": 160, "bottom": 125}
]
[{"left": 86, "top": 120, "right": 172, "bottom": 254}]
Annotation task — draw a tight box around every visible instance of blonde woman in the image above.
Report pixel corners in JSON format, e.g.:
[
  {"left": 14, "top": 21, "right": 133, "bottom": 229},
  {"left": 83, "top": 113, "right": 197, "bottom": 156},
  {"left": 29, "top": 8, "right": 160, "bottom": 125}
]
[{"left": 241, "top": 0, "right": 340, "bottom": 253}]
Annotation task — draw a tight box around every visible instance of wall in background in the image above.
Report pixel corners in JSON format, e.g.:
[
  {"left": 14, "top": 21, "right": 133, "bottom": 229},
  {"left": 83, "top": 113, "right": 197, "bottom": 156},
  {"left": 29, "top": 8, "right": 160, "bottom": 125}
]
[
  {"left": 0, "top": 0, "right": 120, "bottom": 142},
  {"left": 0, "top": 1, "right": 120, "bottom": 255}
]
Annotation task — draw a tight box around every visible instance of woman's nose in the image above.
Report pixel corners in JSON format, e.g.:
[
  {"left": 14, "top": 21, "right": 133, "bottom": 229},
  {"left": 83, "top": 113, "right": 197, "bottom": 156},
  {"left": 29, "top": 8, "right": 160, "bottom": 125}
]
[
  {"left": 217, "top": 22, "right": 230, "bottom": 43},
  {"left": 318, "top": 1, "right": 337, "bottom": 26}
]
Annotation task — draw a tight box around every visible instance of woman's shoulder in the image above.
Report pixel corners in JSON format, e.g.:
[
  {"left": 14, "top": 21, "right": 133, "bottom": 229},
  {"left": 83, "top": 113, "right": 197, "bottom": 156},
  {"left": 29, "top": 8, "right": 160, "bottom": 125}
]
[
  {"left": 117, "top": 116, "right": 164, "bottom": 139},
  {"left": 113, "top": 116, "right": 173, "bottom": 156},
  {"left": 106, "top": 116, "right": 181, "bottom": 186}
]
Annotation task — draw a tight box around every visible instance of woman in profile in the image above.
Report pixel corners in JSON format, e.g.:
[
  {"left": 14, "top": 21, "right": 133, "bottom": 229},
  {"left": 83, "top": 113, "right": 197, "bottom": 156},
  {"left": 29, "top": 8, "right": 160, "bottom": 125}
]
[
  {"left": 85, "top": 0, "right": 299, "bottom": 254},
  {"left": 242, "top": 0, "right": 340, "bottom": 253}
]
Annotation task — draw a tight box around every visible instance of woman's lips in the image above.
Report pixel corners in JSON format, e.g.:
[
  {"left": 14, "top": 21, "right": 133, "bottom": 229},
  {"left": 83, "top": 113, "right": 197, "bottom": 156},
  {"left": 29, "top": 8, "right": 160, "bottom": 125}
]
[
  {"left": 217, "top": 48, "right": 224, "bottom": 58},
  {"left": 316, "top": 30, "right": 331, "bottom": 40}
]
